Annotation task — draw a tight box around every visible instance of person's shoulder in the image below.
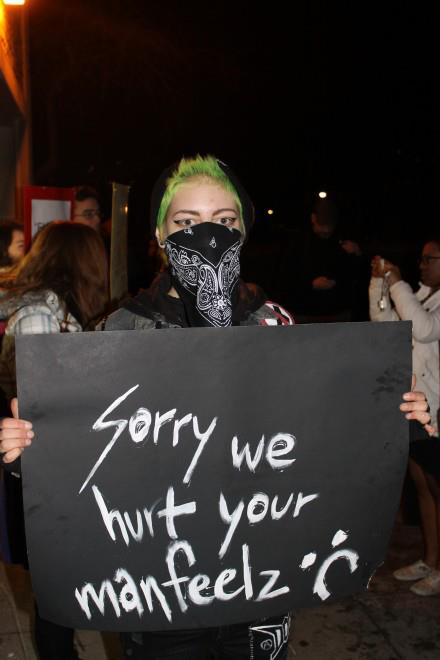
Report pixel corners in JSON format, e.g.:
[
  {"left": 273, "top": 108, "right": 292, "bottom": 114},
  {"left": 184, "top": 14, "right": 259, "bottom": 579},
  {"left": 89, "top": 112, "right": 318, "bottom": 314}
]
[
  {"left": 247, "top": 300, "right": 295, "bottom": 326},
  {"left": 6, "top": 290, "right": 60, "bottom": 325},
  {"left": 4, "top": 290, "right": 81, "bottom": 335},
  {"left": 102, "top": 306, "right": 139, "bottom": 331},
  {"left": 416, "top": 284, "right": 440, "bottom": 309},
  {"left": 101, "top": 291, "right": 157, "bottom": 331}
]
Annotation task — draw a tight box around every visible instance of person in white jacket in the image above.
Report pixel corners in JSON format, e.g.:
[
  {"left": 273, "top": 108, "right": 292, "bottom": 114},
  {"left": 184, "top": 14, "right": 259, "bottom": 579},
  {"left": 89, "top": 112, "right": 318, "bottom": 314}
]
[{"left": 369, "top": 238, "right": 440, "bottom": 596}]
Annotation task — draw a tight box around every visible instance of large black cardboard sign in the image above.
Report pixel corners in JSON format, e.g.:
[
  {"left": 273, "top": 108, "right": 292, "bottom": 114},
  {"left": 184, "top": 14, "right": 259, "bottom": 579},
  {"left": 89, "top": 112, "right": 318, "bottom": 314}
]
[{"left": 16, "top": 322, "right": 411, "bottom": 631}]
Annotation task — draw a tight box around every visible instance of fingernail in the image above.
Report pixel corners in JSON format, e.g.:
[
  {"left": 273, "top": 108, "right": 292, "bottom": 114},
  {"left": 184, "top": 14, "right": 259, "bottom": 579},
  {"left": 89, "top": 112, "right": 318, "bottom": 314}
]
[
  {"left": 25, "top": 439, "right": 31, "bottom": 446},
  {"left": 27, "top": 431, "right": 34, "bottom": 438},
  {"left": 24, "top": 422, "right": 32, "bottom": 429},
  {"left": 405, "top": 413, "right": 411, "bottom": 419},
  {"left": 403, "top": 393, "right": 411, "bottom": 400}
]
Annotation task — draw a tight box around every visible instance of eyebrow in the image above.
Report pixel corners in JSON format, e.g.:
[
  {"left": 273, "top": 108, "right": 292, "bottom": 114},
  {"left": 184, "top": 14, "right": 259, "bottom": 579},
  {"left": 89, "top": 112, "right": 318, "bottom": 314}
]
[
  {"left": 213, "top": 208, "right": 238, "bottom": 215},
  {"left": 172, "top": 208, "right": 238, "bottom": 218}
]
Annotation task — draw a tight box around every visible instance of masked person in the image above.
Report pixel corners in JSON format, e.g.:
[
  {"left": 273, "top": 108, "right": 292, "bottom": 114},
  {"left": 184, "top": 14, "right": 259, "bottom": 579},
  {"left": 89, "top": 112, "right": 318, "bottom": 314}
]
[
  {"left": 104, "top": 156, "right": 294, "bottom": 333},
  {"left": 103, "top": 156, "right": 433, "bottom": 657},
  {"left": 0, "top": 157, "right": 434, "bottom": 660},
  {"left": 101, "top": 155, "right": 297, "bottom": 659}
]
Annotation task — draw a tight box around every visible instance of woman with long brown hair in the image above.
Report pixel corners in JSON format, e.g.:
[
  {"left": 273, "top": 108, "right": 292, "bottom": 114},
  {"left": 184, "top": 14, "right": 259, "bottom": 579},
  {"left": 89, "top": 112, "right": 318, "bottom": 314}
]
[
  {"left": 0, "top": 220, "right": 108, "bottom": 660},
  {"left": 0, "top": 220, "right": 109, "bottom": 401}
]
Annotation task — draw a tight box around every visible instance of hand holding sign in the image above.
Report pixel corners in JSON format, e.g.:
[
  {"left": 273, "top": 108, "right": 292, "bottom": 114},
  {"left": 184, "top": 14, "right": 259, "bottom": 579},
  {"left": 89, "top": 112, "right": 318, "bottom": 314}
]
[
  {"left": 400, "top": 376, "right": 436, "bottom": 435},
  {"left": 0, "top": 398, "right": 33, "bottom": 464}
]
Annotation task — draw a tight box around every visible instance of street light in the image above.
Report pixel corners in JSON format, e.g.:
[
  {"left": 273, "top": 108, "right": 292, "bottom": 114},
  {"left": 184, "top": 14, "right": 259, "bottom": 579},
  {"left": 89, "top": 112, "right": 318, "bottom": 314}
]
[{"left": 3, "top": 1, "right": 26, "bottom": 5}]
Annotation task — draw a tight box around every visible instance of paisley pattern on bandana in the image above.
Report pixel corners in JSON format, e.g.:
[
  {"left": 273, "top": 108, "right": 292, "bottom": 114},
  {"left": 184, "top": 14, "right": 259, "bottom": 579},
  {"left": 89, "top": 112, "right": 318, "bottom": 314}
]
[{"left": 165, "top": 225, "right": 241, "bottom": 327}]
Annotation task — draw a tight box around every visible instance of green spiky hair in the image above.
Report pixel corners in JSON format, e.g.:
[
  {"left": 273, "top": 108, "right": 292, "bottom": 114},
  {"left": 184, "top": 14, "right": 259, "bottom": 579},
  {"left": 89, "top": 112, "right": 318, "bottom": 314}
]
[{"left": 156, "top": 155, "right": 244, "bottom": 234}]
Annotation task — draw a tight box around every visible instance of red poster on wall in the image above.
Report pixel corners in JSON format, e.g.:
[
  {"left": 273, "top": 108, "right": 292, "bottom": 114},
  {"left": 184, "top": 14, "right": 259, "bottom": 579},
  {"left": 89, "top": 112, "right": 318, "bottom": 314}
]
[{"left": 23, "top": 186, "right": 75, "bottom": 248}]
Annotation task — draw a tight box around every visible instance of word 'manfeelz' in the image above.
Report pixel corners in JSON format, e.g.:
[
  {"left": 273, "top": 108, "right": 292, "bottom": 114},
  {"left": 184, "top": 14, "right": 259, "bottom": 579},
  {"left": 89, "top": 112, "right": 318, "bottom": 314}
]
[{"left": 72, "top": 384, "right": 361, "bottom": 625}]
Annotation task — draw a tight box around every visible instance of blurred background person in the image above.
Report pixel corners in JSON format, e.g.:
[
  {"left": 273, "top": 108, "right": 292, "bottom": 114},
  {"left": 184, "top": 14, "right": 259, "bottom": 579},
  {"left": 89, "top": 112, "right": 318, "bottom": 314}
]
[
  {"left": 72, "top": 185, "right": 102, "bottom": 231},
  {"left": 0, "top": 221, "right": 25, "bottom": 274},
  {"left": 73, "top": 184, "right": 112, "bottom": 256},
  {"left": 288, "top": 196, "right": 366, "bottom": 322},
  {"left": 0, "top": 221, "right": 26, "bottom": 348}
]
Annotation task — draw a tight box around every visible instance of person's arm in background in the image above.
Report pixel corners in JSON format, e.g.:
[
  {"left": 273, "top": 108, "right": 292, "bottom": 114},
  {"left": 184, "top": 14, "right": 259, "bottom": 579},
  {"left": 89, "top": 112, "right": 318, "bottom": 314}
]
[{"left": 380, "top": 261, "right": 440, "bottom": 342}]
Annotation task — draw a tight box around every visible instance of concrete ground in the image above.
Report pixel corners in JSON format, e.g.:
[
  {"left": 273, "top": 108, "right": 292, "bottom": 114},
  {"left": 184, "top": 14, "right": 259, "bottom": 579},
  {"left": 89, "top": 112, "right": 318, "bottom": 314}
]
[{"left": 0, "top": 522, "right": 439, "bottom": 660}]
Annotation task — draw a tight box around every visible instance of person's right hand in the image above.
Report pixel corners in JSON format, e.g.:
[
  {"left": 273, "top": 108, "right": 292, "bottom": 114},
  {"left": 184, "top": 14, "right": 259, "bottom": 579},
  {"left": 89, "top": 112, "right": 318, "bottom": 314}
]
[
  {"left": 371, "top": 255, "right": 387, "bottom": 278},
  {"left": 371, "top": 255, "right": 402, "bottom": 286},
  {"left": 0, "top": 398, "right": 34, "bottom": 464}
]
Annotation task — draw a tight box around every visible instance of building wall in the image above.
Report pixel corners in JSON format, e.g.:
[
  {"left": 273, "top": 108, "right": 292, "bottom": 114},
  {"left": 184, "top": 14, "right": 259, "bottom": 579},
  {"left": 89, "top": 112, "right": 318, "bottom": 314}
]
[{"left": 0, "top": 3, "right": 32, "bottom": 221}]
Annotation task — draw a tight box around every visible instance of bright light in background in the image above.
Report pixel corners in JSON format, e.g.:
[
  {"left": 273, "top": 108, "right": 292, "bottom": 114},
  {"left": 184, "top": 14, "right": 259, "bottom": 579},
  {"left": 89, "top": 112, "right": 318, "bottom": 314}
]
[
  {"left": 3, "top": 0, "right": 26, "bottom": 5},
  {"left": 318, "top": 191, "right": 327, "bottom": 199},
  {"left": 267, "top": 209, "right": 274, "bottom": 215}
]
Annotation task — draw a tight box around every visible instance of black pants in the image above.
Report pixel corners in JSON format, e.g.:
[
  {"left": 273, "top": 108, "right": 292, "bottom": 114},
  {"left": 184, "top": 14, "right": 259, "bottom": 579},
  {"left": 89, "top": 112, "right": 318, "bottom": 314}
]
[
  {"left": 34, "top": 604, "right": 75, "bottom": 660},
  {"left": 409, "top": 436, "right": 440, "bottom": 483},
  {"left": 121, "top": 614, "right": 292, "bottom": 659}
]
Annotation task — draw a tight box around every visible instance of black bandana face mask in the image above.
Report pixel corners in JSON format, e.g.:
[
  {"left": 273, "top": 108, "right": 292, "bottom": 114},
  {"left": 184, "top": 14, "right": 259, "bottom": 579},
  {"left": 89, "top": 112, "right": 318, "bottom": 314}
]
[{"left": 164, "top": 223, "right": 242, "bottom": 327}]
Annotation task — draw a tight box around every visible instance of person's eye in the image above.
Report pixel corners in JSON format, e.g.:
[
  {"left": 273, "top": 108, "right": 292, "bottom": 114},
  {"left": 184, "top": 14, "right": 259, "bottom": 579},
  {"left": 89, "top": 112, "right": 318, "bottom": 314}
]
[
  {"left": 174, "top": 218, "right": 195, "bottom": 227},
  {"left": 217, "top": 217, "right": 238, "bottom": 227}
]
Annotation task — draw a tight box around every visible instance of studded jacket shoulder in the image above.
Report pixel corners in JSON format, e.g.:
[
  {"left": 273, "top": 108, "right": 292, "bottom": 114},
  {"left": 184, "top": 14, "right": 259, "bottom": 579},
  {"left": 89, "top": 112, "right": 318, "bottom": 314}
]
[{"left": 102, "top": 273, "right": 294, "bottom": 331}]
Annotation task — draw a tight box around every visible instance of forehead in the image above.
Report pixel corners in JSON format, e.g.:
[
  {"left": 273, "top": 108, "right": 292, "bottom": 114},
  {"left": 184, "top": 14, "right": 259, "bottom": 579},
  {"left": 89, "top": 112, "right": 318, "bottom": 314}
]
[
  {"left": 311, "top": 214, "right": 333, "bottom": 228},
  {"left": 11, "top": 229, "right": 24, "bottom": 240},
  {"left": 75, "top": 197, "right": 99, "bottom": 209},
  {"left": 168, "top": 180, "right": 238, "bottom": 213},
  {"left": 423, "top": 241, "right": 440, "bottom": 254}
]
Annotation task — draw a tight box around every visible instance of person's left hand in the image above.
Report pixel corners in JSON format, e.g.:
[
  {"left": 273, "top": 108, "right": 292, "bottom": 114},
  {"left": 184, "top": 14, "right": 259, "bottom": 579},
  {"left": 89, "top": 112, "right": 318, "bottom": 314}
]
[{"left": 400, "top": 377, "right": 436, "bottom": 435}]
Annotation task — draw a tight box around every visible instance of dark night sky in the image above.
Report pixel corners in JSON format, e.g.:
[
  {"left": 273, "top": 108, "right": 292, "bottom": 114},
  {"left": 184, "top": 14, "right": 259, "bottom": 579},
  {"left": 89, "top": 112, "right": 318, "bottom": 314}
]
[{"left": 28, "top": 1, "right": 439, "bottom": 244}]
